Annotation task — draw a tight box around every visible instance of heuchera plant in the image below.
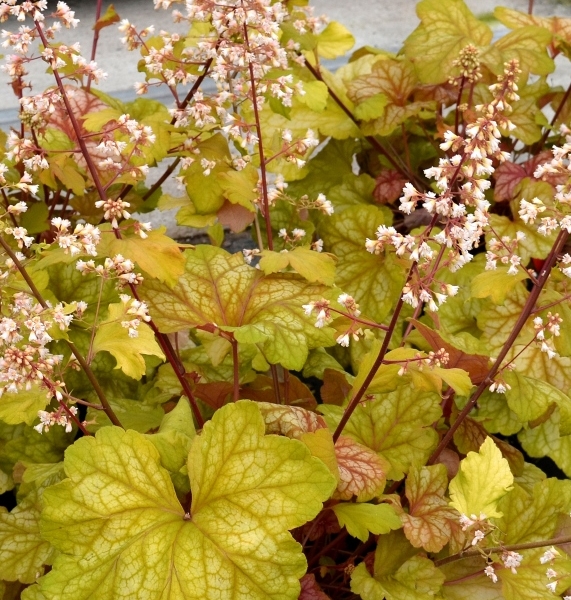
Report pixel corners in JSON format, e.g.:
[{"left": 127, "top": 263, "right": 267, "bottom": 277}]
[{"left": 2, "top": 0, "right": 571, "bottom": 597}]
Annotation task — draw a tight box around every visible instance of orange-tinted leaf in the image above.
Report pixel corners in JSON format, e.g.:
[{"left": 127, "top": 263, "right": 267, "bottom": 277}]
[
  {"left": 217, "top": 200, "right": 255, "bottom": 233},
  {"left": 493, "top": 149, "right": 564, "bottom": 202},
  {"left": 373, "top": 170, "right": 409, "bottom": 205},
  {"left": 299, "top": 574, "right": 331, "bottom": 600},
  {"left": 193, "top": 381, "right": 233, "bottom": 409},
  {"left": 240, "top": 374, "right": 317, "bottom": 410},
  {"left": 257, "top": 402, "right": 326, "bottom": 439},
  {"left": 334, "top": 435, "right": 388, "bottom": 501},
  {"left": 494, "top": 160, "right": 528, "bottom": 202},
  {"left": 45, "top": 86, "right": 117, "bottom": 180},
  {"left": 411, "top": 319, "right": 489, "bottom": 384},
  {"left": 47, "top": 86, "right": 109, "bottom": 142},
  {"left": 348, "top": 59, "right": 417, "bottom": 106},
  {"left": 320, "top": 369, "right": 352, "bottom": 406},
  {"left": 347, "top": 59, "right": 433, "bottom": 136},
  {"left": 400, "top": 464, "right": 460, "bottom": 553},
  {"left": 495, "top": 7, "right": 571, "bottom": 51},
  {"left": 93, "top": 4, "right": 120, "bottom": 32}
]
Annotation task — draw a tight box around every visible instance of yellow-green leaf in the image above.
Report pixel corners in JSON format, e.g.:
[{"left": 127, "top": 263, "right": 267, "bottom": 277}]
[
  {"left": 0, "top": 386, "right": 49, "bottom": 426},
  {"left": 505, "top": 371, "right": 571, "bottom": 424},
  {"left": 39, "top": 402, "right": 336, "bottom": 600},
  {"left": 259, "top": 247, "right": 336, "bottom": 285},
  {"left": 218, "top": 164, "right": 259, "bottom": 211},
  {"left": 351, "top": 540, "right": 444, "bottom": 600},
  {"left": 332, "top": 503, "right": 401, "bottom": 542},
  {"left": 93, "top": 3, "right": 120, "bottom": 32},
  {"left": 319, "top": 205, "right": 405, "bottom": 323},
  {"left": 403, "top": 0, "right": 493, "bottom": 84},
  {"left": 470, "top": 267, "right": 529, "bottom": 305},
  {"left": 140, "top": 246, "right": 334, "bottom": 370},
  {"left": 99, "top": 226, "right": 185, "bottom": 287},
  {"left": 320, "top": 384, "right": 441, "bottom": 480},
  {"left": 449, "top": 437, "right": 514, "bottom": 519},
  {"left": 299, "top": 80, "right": 329, "bottom": 112},
  {"left": 490, "top": 26, "right": 554, "bottom": 79},
  {"left": 0, "top": 495, "right": 54, "bottom": 583},
  {"left": 354, "top": 94, "right": 389, "bottom": 121},
  {"left": 92, "top": 302, "right": 165, "bottom": 380},
  {"left": 316, "top": 22, "right": 355, "bottom": 59}
]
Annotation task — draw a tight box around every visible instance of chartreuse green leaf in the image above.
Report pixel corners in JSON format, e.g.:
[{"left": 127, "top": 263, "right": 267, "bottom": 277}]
[
  {"left": 347, "top": 59, "right": 433, "bottom": 136},
  {"left": 490, "top": 26, "right": 554, "bottom": 80},
  {"left": 299, "top": 80, "right": 329, "bottom": 112},
  {"left": 93, "top": 3, "right": 120, "bottom": 31},
  {"left": 218, "top": 164, "right": 259, "bottom": 211},
  {"left": 403, "top": 0, "right": 493, "bottom": 84},
  {"left": 504, "top": 371, "right": 571, "bottom": 424},
  {"left": 351, "top": 530, "right": 444, "bottom": 600},
  {"left": 499, "top": 549, "right": 571, "bottom": 600},
  {"left": 97, "top": 226, "right": 185, "bottom": 287},
  {"left": 0, "top": 386, "right": 48, "bottom": 426},
  {"left": 86, "top": 398, "right": 164, "bottom": 433},
  {"left": 146, "top": 398, "right": 196, "bottom": 495},
  {"left": 319, "top": 205, "right": 405, "bottom": 323},
  {"left": 182, "top": 133, "right": 232, "bottom": 214},
  {"left": 470, "top": 267, "right": 529, "bottom": 305},
  {"left": 39, "top": 401, "right": 336, "bottom": 600},
  {"left": 0, "top": 493, "right": 54, "bottom": 584},
  {"left": 486, "top": 180, "right": 558, "bottom": 263},
  {"left": 332, "top": 503, "right": 402, "bottom": 542},
  {"left": 141, "top": 246, "right": 334, "bottom": 370},
  {"left": 449, "top": 437, "right": 514, "bottom": 519},
  {"left": 92, "top": 302, "right": 165, "bottom": 380},
  {"left": 315, "top": 21, "right": 355, "bottom": 59},
  {"left": 494, "top": 481, "right": 571, "bottom": 598},
  {"left": 496, "top": 479, "right": 571, "bottom": 544},
  {"left": 320, "top": 384, "right": 441, "bottom": 480},
  {"left": 22, "top": 584, "right": 47, "bottom": 600},
  {"left": 477, "top": 284, "right": 530, "bottom": 355},
  {"left": 259, "top": 246, "right": 336, "bottom": 285}
]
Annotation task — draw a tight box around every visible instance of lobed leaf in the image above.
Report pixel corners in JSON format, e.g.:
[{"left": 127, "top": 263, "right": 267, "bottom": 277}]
[
  {"left": 400, "top": 465, "right": 460, "bottom": 553},
  {"left": 403, "top": 0, "right": 493, "bottom": 84},
  {"left": 332, "top": 503, "right": 402, "bottom": 542},
  {"left": 141, "top": 246, "right": 334, "bottom": 370},
  {"left": 39, "top": 401, "right": 336, "bottom": 600},
  {"left": 449, "top": 437, "right": 514, "bottom": 519}
]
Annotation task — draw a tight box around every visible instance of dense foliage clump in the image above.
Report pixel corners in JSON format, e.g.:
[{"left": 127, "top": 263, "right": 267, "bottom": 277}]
[{"left": 1, "top": 0, "right": 571, "bottom": 598}]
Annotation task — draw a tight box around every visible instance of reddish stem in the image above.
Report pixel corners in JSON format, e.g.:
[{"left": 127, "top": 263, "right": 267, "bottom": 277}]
[
  {"left": 428, "top": 229, "right": 569, "bottom": 464},
  {"left": 87, "top": 0, "right": 104, "bottom": 92}
]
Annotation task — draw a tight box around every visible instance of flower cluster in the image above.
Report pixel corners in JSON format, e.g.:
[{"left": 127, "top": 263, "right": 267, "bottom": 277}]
[
  {"left": 449, "top": 44, "right": 482, "bottom": 85},
  {"left": 485, "top": 233, "right": 526, "bottom": 274},
  {"left": 366, "top": 60, "right": 521, "bottom": 313},
  {"left": 76, "top": 254, "right": 144, "bottom": 287},
  {"left": 0, "top": 292, "right": 82, "bottom": 399},
  {"left": 303, "top": 294, "right": 371, "bottom": 347},
  {"left": 51, "top": 217, "right": 101, "bottom": 256},
  {"left": 116, "top": 294, "right": 152, "bottom": 337},
  {"left": 34, "top": 405, "right": 77, "bottom": 434},
  {"left": 532, "top": 312, "right": 562, "bottom": 360}
]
